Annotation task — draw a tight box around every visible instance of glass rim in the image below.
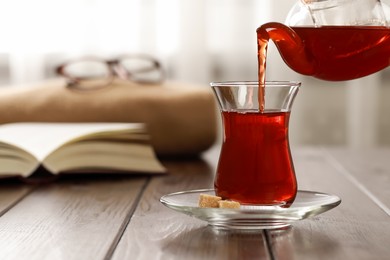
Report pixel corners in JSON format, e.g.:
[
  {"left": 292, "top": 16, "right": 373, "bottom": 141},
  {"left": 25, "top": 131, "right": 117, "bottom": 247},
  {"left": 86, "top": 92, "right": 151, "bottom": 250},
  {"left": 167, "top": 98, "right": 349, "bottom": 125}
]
[{"left": 210, "top": 81, "right": 301, "bottom": 88}]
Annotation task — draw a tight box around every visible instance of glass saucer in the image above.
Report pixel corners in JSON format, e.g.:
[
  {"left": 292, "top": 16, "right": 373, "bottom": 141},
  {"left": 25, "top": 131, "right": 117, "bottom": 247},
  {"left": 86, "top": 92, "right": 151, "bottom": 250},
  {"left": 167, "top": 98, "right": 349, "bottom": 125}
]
[{"left": 160, "top": 189, "right": 341, "bottom": 230}]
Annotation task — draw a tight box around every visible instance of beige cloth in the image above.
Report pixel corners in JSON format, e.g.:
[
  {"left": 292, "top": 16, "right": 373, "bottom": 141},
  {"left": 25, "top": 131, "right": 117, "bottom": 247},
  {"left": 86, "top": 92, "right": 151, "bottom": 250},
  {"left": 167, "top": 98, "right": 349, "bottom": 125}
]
[{"left": 0, "top": 78, "right": 218, "bottom": 157}]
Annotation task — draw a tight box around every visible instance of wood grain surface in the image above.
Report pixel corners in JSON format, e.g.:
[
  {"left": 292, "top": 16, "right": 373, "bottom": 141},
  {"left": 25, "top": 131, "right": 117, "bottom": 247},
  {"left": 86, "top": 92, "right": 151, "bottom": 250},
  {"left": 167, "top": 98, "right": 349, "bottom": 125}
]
[
  {"left": 0, "top": 180, "right": 34, "bottom": 216},
  {"left": 0, "top": 176, "right": 148, "bottom": 260},
  {"left": 268, "top": 148, "right": 390, "bottom": 260},
  {"left": 0, "top": 146, "right": 388, "bottom": 260},
  {"left": 112, "top": 157, "right": 271, "bottom": 260},
  {"left": 326, "top": 148, "right": 390, "bottom": 213}
]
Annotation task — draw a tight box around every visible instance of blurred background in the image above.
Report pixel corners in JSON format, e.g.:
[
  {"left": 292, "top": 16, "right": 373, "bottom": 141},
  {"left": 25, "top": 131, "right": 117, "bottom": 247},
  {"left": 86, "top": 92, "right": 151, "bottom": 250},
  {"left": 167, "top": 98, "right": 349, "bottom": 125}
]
[{"left": 0, "top": 0, "right": 390, "bottom": 148}]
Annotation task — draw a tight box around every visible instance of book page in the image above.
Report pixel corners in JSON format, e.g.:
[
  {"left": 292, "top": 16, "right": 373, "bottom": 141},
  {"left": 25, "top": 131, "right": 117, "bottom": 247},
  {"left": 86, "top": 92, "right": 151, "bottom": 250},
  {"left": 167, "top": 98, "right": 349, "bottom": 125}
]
[
  {"left": 0, "top": 123, "right": 146, "bottom": 161},
  {"left": 43, "top": 141, "right": 166, "bottom": 174}
]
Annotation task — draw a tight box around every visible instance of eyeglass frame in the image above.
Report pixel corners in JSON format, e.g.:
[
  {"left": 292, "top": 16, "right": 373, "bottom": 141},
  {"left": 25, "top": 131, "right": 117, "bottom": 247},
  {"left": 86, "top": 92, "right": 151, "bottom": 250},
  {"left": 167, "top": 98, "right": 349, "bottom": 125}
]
[{"left": 56, "top": 54, "right": 165, "bottom": 90}]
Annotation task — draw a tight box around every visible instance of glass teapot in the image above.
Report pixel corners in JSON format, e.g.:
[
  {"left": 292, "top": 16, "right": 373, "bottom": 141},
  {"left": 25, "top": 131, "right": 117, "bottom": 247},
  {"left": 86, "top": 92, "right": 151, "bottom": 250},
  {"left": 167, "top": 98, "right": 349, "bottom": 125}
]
[{"left": 257, "top": 0, "right": 390, "bottom": 81}]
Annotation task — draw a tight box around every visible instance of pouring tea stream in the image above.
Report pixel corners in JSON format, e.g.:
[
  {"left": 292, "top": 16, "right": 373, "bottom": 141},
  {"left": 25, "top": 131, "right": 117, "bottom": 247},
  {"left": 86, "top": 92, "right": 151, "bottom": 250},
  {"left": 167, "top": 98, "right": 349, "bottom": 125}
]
[{"left": 257, "top": 0, "right": 390, "bottom": 110}]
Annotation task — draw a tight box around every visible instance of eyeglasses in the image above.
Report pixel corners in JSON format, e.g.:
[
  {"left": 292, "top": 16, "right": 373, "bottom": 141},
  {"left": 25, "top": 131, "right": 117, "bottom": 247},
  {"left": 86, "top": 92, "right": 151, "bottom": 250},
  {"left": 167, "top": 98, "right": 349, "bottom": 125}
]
[{"left": 56, "top": 54, "right": 165, "bottom": 90}]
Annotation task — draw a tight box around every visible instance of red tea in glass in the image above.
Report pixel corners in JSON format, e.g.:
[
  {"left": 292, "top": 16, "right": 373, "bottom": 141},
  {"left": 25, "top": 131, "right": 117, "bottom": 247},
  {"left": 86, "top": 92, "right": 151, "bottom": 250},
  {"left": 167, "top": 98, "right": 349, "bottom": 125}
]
[{"left": 211, "top": 81, "right": 300, "bottom": 205}]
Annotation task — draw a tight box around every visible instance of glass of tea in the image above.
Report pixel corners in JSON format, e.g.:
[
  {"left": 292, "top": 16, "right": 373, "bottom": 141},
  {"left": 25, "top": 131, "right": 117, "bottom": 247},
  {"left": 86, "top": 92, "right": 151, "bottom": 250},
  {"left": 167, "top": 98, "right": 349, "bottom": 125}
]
[{"left": 211, "top": 81, "right": 301, "bottom": 206}]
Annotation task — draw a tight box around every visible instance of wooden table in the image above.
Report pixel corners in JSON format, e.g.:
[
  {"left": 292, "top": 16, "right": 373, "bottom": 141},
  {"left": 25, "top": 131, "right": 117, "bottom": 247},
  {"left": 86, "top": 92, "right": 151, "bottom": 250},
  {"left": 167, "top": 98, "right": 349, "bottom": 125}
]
[{"left": 0, "top": 146, "right": 389, "bottom": 259}]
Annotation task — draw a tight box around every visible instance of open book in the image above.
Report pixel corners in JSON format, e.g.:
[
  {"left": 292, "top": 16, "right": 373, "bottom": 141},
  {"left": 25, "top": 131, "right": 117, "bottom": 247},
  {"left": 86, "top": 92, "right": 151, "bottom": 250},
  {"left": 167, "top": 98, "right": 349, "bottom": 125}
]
[{"left": 0, "top": 123, "right": 166, "bottom": 178}]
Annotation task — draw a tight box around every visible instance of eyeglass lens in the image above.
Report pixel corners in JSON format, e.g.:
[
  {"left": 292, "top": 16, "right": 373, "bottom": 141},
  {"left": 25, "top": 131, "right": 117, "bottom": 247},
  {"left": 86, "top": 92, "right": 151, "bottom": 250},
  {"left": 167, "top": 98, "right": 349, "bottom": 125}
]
[
  {"left": 61, "top": 56, "right": 163, "bottom": 90},
  {"left": 63, "top": 60, "right": 112, "bottom": 89}
]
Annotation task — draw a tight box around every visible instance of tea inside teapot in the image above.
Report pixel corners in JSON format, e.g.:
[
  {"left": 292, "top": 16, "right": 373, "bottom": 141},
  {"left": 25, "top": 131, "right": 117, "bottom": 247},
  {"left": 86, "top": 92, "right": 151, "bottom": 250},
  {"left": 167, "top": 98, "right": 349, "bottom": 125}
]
[
  {"left": 257, "top": 0, "right": 390, "bottom": 82},
  {"left": 256, "top": 0, "right": 390, "bottom": 111},
  {"left": 257, "top": 23, "right": 390, "bottom": 81}
]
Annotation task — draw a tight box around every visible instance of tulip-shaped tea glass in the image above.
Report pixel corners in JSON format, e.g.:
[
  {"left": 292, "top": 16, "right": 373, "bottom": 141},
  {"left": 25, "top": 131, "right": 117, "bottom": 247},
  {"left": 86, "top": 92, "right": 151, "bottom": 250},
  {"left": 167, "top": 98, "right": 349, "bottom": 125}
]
[{"left": 211, "top": 81, "right": 301, "bottom": 206}]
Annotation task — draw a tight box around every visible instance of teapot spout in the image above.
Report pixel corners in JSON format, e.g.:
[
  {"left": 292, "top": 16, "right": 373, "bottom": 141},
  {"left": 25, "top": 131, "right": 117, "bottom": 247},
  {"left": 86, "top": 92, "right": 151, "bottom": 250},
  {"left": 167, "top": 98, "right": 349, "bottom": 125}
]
[{"left": 257, "top": 22, "right": 316, "bottom": 79}]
